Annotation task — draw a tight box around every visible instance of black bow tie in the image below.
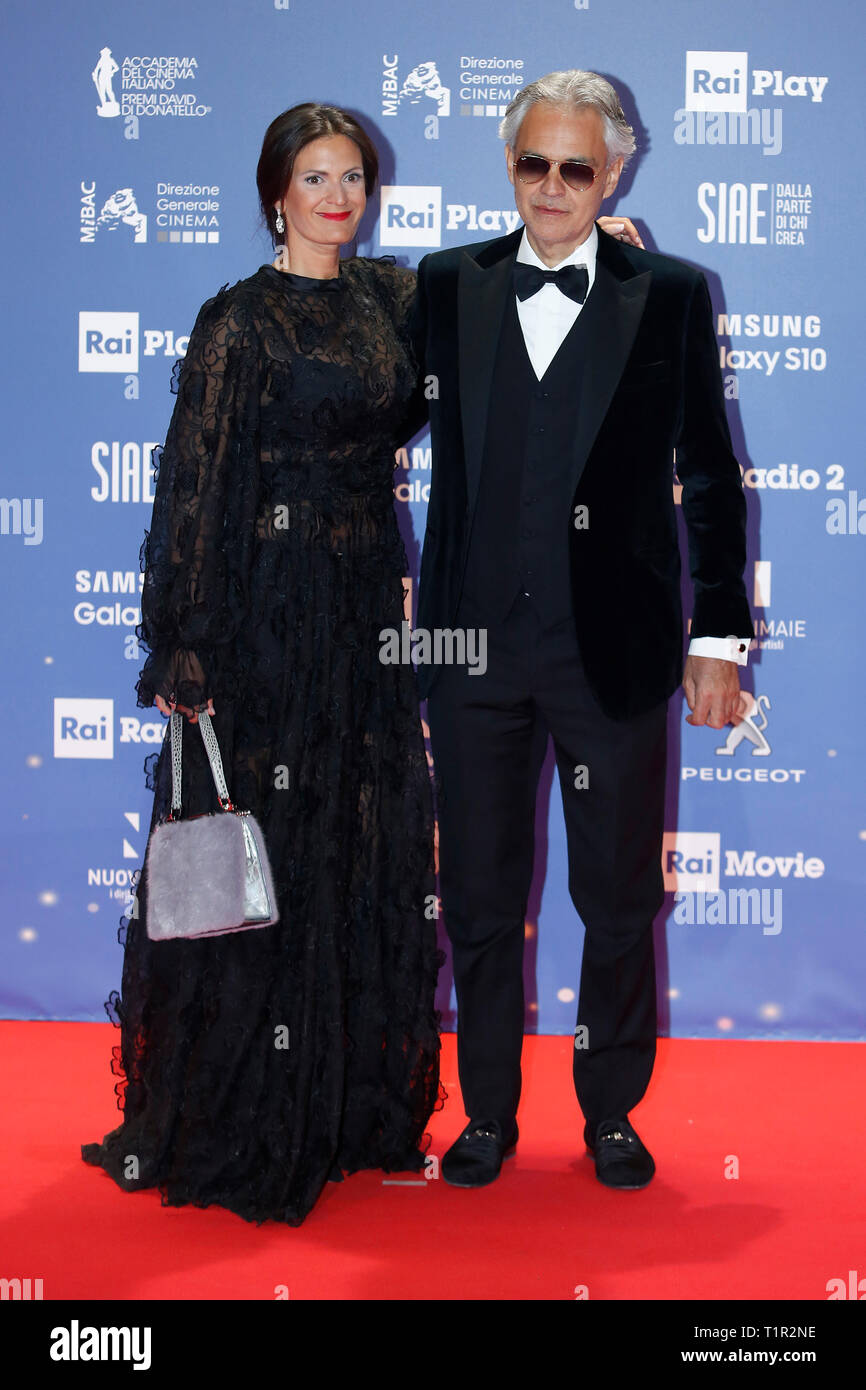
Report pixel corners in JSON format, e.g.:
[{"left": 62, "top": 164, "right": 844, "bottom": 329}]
[{"left": 513, "top": 261, "right": 589, "bottom": 304}]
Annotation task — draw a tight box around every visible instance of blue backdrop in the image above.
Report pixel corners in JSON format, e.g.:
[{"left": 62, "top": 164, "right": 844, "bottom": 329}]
[{"left": 1, "top": 0, "right": 863, "bottom": 1039}]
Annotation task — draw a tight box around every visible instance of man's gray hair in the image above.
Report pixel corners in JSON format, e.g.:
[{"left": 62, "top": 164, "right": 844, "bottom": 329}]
[{"left": 499, "top": 70, "right": 636, "bottom": 167}]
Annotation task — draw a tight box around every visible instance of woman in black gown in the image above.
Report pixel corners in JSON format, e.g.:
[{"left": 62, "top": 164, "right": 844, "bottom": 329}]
[{"left": 82, "top": 104, "right": 444, "bottom": 1226}]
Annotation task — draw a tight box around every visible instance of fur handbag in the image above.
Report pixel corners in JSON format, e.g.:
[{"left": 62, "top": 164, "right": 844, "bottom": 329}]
[{"left": 145, "top": 711, "right": 279, "bottom": 940}]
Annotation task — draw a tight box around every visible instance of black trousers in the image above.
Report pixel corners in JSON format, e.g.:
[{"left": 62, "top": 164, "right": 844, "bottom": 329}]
[{"left": 426, "top": 591, "right": 667, "bottom": 1133}]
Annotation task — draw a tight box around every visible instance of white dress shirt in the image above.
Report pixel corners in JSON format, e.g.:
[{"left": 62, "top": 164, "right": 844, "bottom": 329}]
[
  {"left": 513, "top": 227, "right": 750, "bottom": 667},
  {"left": 515, "top": 224, "right": 598, "bottom": 379}
]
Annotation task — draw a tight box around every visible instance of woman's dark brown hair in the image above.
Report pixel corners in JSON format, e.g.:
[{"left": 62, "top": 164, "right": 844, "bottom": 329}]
[{"left": 257, "top": 103, "right": 379, "bottom": 243}]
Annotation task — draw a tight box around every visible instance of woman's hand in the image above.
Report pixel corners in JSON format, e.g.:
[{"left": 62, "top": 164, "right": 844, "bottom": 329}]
[
  {"left": 155, "top": 694, "right": 216, "bottom": 725},
  {"left": 598, "top": 215, "right": 644, "bottom": 249}
]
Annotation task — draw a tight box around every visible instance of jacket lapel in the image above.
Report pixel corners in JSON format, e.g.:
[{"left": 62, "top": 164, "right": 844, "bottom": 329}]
[
  {"left": 457, "top": 229, "right": 521, "bottom": 516},
  {"left": 567, "top": 231, "right": 651, "bottom": 494},
  {"left": 456, "top": 225, "right": 652, "bottom": 508}
]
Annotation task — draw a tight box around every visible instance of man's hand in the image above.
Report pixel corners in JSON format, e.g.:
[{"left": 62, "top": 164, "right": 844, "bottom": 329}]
[{"left": 682, "top": 655, "right": 745, "bottom": 729}]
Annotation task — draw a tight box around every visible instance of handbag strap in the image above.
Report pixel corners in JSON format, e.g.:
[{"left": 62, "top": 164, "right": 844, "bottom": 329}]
[{"left": 168, "top": 710, "right": 235, "bottom": 819}]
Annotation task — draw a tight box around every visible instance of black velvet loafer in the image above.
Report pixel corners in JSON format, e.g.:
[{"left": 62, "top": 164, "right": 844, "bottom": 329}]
[
  {"left": 441, "top": 1119, "right": 519, "bottom": 1188},
  {"left": 584, "top": 1117, "right": 655, "bottom": 1189}
]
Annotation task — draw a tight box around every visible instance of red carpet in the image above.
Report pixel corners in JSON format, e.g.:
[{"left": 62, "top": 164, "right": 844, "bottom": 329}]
[{"left": 1, "top": 1022, "right": 863, "bottom": 1301}]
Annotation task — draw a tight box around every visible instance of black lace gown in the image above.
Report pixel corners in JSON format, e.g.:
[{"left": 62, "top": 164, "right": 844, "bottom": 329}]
[{"left": 81, "top": 258, "right": 443, "bottom": 1226}]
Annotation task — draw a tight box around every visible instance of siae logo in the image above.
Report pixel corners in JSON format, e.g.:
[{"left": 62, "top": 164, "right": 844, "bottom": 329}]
[
  {"left": 54, "top": 699, "right": 114, "bottom": 759},
  {"left": 379, "top": 186, "right": 442, "bottom": 247},
  {"left": 697, "top": 183, "right": 769, "bottom": 245}
]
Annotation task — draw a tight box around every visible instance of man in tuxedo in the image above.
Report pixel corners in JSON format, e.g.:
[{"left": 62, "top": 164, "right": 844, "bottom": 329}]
[{"left": 411, "top": 70, "right": 753, "bottom": 1189}]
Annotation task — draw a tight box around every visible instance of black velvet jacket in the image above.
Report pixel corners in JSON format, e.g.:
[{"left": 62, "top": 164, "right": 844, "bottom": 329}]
[{"left": 410, "top": 224, "right": 753, "bottom": 719}]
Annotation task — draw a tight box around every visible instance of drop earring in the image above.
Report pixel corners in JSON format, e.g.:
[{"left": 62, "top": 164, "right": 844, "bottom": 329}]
[{"left": 275, "top": 209, "right": 285, "bottom": 234}]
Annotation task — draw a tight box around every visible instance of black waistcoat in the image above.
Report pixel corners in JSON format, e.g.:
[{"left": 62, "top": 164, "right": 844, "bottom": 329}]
[{"left": 462, "top": 289, "right": 590, "bottom": 625}]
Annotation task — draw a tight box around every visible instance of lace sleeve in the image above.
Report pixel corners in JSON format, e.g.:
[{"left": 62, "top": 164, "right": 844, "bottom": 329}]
[
  {"left": 368, "top": 259, "right": 428, "bottom": 443},
  {"left": 135, "top": 286, "right": 262, "bottom": 710}
]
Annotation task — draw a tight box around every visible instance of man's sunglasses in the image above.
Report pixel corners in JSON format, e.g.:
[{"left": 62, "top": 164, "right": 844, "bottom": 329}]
[{"left": 512, "top": 154, "right": 600, "bottom": 192}]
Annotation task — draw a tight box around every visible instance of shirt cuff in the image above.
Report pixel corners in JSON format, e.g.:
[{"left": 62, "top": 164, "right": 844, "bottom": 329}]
[{"left": 688, "top": 635, "right": 751, "bottom": 666}]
